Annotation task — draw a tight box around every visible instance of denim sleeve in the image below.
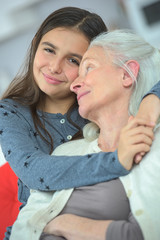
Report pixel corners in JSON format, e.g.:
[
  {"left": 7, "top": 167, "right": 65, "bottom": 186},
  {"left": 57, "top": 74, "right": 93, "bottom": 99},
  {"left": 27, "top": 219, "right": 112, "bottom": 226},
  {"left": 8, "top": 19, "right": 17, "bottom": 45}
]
[
  {"left": 106, "top": 212, "right": 144, "bottom": 240},
  {"left": 143, "top": 80, "right": 160, "bottom": 99},
  {"left": 0, "top": 101, "right": 129, "bottom": 192}
]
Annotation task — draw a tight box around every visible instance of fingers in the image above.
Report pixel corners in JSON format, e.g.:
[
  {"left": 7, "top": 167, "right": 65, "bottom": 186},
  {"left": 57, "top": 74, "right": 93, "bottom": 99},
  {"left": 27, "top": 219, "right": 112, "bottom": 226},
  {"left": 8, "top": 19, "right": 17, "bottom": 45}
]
[
  {"left": 128, "top": 115, "right": 134, "bottom": 122},
  {"left": 129, "top": 132, "right": 153, "bottom": 146},
  {"left": 132, "top": 143, "right": 151, "bottom": 156},
  {"left": 134, "top": 151, "right": 145, "bottom": 164},
  {"left": 134, "top": 154, "right": 142, "bottom": 164},
  {"left": 126, "top": 117, "right": 154, "bottom": 165},
  {"left": 126, "top": 125, "right": 154, "bottom": 140},
  {"left": 118, "top": 117, "right": 154, "bottom": 170},
  {"left": 130, "top": 143, "right": 151, "bottom": 166},
  {"left": 125, "top": 116, "right": 155, "bottom": 130}
]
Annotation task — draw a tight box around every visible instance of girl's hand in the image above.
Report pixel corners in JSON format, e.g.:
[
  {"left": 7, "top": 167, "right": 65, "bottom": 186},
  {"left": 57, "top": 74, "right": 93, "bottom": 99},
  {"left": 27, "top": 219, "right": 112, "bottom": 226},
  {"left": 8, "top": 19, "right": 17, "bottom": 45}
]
[{"left": 118, "top": 117, "right": 154, "bottom": 170}]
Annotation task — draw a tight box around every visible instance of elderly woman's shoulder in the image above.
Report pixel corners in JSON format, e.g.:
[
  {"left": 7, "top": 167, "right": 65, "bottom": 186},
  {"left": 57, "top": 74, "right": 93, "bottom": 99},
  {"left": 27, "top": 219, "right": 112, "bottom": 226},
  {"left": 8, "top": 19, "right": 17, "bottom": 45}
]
[{"left": 52, "top": 138, "right": 93, "bottom": 156}]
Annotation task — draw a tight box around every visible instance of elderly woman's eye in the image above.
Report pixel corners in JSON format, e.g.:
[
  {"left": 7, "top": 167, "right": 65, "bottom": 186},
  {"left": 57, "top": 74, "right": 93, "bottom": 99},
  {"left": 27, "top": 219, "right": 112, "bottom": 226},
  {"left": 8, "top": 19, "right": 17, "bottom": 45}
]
[{"left": 86, "top": 66, "right": 93, "bottom": 73}]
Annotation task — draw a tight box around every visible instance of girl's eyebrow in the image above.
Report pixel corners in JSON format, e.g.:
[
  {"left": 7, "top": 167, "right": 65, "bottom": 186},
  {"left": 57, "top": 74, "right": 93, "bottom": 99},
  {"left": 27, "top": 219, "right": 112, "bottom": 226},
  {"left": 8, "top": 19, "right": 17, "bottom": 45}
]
[
  {"left": 42, "top": 41, "right": 57, "bottom": 49},
  {"left": 71, "top": 54, "right": 83, "bottom": 60},
  {"left": 41, "top": 41, "right": 82, "bottom": 60}
]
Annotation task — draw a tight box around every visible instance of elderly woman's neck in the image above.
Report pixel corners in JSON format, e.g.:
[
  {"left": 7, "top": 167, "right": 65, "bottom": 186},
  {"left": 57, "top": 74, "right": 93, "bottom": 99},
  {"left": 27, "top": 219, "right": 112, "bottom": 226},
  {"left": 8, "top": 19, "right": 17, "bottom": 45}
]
[{"left": 96, "top": 108, "right": 129, "bottom": 152}]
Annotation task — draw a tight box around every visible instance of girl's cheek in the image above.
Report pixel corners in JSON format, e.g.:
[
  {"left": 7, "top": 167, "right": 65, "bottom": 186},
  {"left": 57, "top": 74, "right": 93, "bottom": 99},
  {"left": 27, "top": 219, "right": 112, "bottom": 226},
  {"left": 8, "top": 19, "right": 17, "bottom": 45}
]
[
  {"left": 67, "top": 69, "right": 79, "bottom": 83},
  {"left": 34, "top": 51, "right": 46, "bottom": 67}
]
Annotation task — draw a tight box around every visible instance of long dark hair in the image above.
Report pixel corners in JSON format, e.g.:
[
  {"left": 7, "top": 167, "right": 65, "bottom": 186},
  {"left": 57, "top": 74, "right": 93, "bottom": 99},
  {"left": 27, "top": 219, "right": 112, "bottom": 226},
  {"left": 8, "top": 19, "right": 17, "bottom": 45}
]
[{"left": 2, "top": 7, "right": 107, "bottom": 153}]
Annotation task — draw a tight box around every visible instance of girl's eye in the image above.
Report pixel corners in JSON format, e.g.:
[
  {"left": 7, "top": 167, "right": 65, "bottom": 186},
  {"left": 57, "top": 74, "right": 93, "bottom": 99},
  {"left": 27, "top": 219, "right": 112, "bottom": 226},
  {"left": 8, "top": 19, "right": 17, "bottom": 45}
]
[
  {"left": 69, "top": 58, "right": 80, "bottom": 66},
  {"left": 44, "top": 48, "right": 55, "bottom": 54}
]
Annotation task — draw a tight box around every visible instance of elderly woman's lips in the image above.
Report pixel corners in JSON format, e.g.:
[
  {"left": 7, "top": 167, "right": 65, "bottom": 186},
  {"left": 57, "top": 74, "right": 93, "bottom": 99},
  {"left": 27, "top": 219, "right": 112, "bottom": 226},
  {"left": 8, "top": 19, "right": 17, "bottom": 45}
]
[
  {"left": 77, "top": 91, "right": 90, "bottom": 101},
  {"left": 43, "top": 73, "right": 63, "bottom": 84}
]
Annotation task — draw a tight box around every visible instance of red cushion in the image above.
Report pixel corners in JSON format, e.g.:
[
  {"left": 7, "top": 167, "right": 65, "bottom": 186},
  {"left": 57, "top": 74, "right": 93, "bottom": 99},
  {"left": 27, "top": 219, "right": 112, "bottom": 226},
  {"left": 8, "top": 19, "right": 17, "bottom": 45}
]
[{"left": 0, "top": 162, "right": 21, "bottom": 239}]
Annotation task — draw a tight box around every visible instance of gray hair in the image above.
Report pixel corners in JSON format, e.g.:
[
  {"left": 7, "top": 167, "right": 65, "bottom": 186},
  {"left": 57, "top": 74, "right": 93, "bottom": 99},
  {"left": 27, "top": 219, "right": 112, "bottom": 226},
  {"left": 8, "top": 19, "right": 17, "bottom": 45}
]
[{"left": 83, "top": 29, "right": 160, "bottom": 141}]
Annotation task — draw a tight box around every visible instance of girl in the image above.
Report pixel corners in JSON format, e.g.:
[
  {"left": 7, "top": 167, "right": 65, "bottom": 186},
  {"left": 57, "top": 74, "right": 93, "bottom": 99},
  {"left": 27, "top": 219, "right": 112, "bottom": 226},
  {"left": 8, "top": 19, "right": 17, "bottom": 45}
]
[{"left": 0, "top": 6, "right": 160, "bottom": 240}]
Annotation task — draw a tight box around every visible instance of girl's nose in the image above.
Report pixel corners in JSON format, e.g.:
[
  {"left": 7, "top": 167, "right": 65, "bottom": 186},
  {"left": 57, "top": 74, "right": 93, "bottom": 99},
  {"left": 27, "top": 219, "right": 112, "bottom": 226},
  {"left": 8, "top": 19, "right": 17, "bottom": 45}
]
[{"left": 49, "top": 58, "right": 62, "bottom": 74}]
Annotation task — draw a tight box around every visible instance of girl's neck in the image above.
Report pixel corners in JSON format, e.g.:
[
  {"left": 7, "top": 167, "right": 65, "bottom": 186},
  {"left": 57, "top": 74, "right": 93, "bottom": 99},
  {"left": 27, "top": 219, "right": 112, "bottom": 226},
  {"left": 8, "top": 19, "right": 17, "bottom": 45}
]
[{"left": 39, "top": 96, "right": 76, "bottom": 114}]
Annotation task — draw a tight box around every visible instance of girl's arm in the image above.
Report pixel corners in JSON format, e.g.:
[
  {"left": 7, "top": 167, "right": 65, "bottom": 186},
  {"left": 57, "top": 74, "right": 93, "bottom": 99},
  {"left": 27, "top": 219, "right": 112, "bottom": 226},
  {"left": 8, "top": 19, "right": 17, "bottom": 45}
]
[
  {"left": 0, "top": 80, "right": 159, "bottom": 191},
  {"left": 0, "top": 99, "right": 128, "bottom": 191},
  {"left": 137, "top": 94, "right": 160, "bottom": 126},
  {"left": 137, "top": 80, "right": 160, "bottom": 124},
  {"left": 133, "top": 80, "right": 160, "bottom": 162}
]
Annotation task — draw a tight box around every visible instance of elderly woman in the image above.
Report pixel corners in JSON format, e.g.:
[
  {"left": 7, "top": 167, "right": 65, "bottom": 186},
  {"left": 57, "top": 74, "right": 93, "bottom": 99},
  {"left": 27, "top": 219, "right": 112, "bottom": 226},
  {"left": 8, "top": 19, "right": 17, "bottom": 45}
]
[{"left": 10, "top": 30, "right": 160, "bottom": 240}]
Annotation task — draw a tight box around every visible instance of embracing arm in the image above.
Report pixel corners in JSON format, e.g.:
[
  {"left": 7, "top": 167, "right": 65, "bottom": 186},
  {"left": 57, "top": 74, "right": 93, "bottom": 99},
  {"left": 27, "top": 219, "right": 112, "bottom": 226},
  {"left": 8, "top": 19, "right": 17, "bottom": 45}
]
[
  {"left": 143, "top": 80, "right": 160, "bottom": 99},
  {"left": 138, "top": 80, "right": 160, "bottom": 124},
  {"left": 44, "top": 212, "right": 143, "bottom": 240},
  {"left": 44, "top": 214, "right": 111, "bottom": 240},
  {"left": 106, "top": 212, "right": 144, "bottom": 240},
  {"left": 0, "top": 99, "right": 128, "bottom": 191},
  {"left": 133, "top": 80, "right": 160, "bottom": 162},
  {"left": 136, "top": 80, "right": 160, "bottom": 124},
  {"left": 0, "top": 79, "right": 159, "bottom": 191}
]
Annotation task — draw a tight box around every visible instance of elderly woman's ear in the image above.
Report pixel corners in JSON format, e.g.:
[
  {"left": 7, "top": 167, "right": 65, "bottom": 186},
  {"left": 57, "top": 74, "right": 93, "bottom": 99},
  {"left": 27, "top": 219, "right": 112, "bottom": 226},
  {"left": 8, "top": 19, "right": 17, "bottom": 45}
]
[{"left": 122, "top": 60, "right": 140, "bottom": 88}]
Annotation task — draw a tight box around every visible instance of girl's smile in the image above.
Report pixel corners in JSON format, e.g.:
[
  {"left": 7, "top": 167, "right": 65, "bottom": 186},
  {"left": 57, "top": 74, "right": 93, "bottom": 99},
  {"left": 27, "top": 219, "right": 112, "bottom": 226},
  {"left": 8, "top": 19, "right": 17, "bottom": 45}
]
[{"left": 43, "top": 73, "right": 65, "bottom": 85}]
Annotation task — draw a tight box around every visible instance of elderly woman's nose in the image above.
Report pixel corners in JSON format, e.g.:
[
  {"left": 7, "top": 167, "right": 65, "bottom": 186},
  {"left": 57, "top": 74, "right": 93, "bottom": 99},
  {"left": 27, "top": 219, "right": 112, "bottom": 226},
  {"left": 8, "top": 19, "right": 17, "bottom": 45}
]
[{"left": 70, "top": 77, "right": 83, "bottom": 93}]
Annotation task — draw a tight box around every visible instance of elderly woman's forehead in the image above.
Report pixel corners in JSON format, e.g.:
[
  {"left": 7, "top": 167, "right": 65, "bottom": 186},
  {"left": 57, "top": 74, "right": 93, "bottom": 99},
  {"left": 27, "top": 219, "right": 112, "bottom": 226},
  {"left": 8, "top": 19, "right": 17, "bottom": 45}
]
[
  {"left": 88, "top": 45, "right": 103, "bottom": 53},
  {"left": 83, "top": 46, "right": 106, "bottom": 59}
]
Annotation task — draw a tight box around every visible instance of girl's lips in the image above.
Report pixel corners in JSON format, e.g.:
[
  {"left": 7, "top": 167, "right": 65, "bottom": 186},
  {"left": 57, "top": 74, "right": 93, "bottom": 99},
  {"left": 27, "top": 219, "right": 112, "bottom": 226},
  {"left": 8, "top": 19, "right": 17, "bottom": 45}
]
[
  {"left": 77, "top": 91, "right": 90, "bottom": 101},
  {"left": 43, "top": 73, "right": 64, "bottom": 85}
]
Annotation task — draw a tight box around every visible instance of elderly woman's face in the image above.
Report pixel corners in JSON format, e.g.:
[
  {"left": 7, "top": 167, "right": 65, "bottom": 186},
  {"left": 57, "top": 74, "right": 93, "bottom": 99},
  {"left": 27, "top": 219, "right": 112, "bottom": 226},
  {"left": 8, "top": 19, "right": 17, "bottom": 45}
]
[{"left": 70, "top": 46, "right": 124, "bottom": 120}]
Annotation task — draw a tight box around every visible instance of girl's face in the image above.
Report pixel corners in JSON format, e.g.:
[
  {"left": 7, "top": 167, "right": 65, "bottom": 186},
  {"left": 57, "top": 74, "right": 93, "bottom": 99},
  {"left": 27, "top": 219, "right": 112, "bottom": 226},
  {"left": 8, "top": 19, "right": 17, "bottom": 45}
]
[{"left": 33, "top": 27, "right": 89, "bottom": 111}]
